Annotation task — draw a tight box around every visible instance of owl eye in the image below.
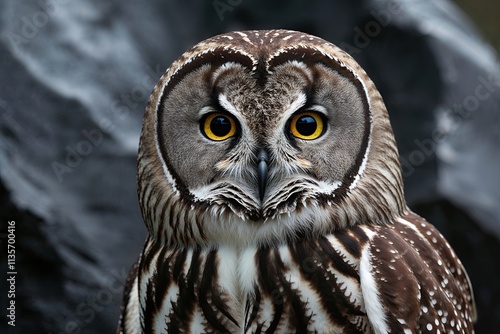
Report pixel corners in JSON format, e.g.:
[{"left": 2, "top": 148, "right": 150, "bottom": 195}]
[
  {"left": 201, "top": 113, "right": 237, "bottom": 141},
  {"left": 289, "top": 111, "right": 325, "bottom": 140}
]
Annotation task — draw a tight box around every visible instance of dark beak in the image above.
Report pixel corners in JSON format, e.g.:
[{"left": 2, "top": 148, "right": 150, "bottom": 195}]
[{"left": 257, "top": 148, "right": 268, "bottom": 201}]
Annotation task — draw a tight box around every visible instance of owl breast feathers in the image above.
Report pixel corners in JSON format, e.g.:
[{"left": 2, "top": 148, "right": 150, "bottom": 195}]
[{"left": 117, "top": 30, "right": 476, "bottom": 333}]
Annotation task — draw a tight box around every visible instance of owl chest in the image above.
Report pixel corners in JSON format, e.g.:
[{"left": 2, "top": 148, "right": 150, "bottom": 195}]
[{"left": 139, "top": 243, "right": 370, "bottom": 333}]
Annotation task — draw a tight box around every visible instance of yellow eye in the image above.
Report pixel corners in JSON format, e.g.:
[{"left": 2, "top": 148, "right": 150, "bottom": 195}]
[
  {"left": 289, "top": 111, "right": 325, "bottom": 140},
  {"left": 202, "top": 113, "right": 237, "bottom": 141}
]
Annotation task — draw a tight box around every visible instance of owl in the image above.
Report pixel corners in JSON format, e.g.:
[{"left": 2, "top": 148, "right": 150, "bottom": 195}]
[{"left": 117, "top": 30, "right": 476, "bottom": 333}]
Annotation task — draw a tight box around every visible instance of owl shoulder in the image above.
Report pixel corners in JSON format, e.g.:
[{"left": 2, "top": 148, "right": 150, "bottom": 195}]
[{"left": 357, "top": 212, "right": 476, "bottom": 332}]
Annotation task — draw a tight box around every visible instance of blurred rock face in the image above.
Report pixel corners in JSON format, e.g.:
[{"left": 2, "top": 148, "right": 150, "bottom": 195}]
[{"left": 0, "top": 0, "right": 499, "bottom": 332}]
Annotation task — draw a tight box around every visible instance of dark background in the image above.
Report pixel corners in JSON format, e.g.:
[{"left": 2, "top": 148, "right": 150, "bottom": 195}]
[{"left": 1, "top": 0, "right": 499, "bottom": 333}]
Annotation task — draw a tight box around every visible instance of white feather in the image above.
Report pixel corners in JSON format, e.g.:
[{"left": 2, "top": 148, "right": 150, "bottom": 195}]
[
  {"left": 154, "top": 284, "right": 179, "bottom": 332},
  {"left": 359, "top": 231, "right": 389, "bottom": 334},
  {"left": 217, "top": 245, "right": 241, "bottom": 306},
  {"left": 189, "top": 307, "right": 205, "bottom": 334},
  {"left": 124, "top": 276, "right": 141, "bottom": 333},
  {"left": 237, "top": 247, "right": 258, "bottom": 296}
]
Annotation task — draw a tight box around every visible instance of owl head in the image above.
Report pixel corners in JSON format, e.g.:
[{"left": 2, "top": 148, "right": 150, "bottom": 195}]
[{"left": 138, "top": 30, "right": 406, "bottom": 247}]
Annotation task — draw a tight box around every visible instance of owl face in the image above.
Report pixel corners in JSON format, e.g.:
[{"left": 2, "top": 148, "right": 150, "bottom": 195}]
[
  {"left": 158, "top": 60, "right": 369, "bottom": 220},
  {"left": 140, "top": 30, "right": 405, "bottom": 245}
]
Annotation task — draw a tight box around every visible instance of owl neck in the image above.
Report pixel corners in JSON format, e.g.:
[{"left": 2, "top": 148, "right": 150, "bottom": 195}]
[{"left": 142, "top": 193, "right": 408, "bottom": 249}]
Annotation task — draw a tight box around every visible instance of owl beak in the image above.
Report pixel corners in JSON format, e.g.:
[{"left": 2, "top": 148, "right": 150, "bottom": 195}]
[{"left": 257, "top": 148, "right": 269, "bottom": 201}]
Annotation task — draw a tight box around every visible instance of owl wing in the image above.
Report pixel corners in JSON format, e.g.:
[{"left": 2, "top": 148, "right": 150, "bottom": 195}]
[{"left": 359, "top": 212, "right": 476, "bottom": 333}]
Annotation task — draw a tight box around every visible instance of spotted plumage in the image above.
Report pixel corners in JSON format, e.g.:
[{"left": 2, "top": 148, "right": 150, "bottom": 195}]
[{"left": 117, "top": 30, "right": 476, "bottom": 333}]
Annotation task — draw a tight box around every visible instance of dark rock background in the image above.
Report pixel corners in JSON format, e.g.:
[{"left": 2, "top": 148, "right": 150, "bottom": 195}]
[{"left": 0, "top": 0, "right": 499, "bottom": 333}]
